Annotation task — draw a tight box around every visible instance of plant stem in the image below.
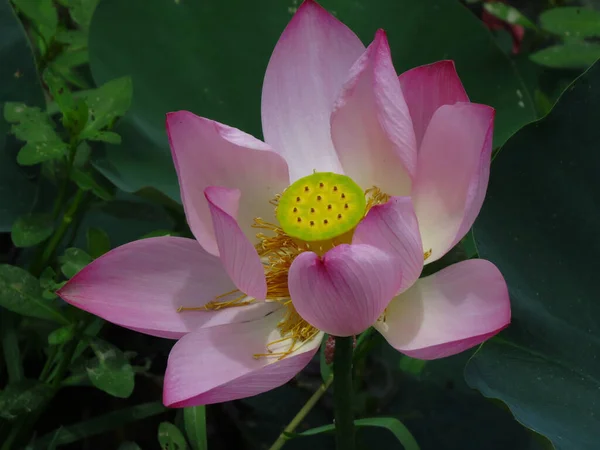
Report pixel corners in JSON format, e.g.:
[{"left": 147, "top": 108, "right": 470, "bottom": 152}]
[
  {"left": 31, "top": 188, "right": 86, "bottom": 276},
  {"left": 333, "top": 336, "right": 355, "bottom": 450},
  {"left": 268, "top": 375, "right": 334, "bottom": 450}
]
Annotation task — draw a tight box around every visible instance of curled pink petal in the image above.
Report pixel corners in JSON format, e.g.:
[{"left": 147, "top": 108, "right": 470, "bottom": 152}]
[
  {"left": 331, "top": 30, "right": 417, "bottom": 195},
  {"left": 399, "top": 60, "right": 469, "bottom": 147},
  {"left": 205, "top": 187, "right": 267, "bottom": 300},
  {"left": 163, "top": 309, "right": 323, "bottom": 406},
  {"left": 353, "top": 196, "right": 423, "bottom": 292},
  {"left": 57, "top": 237, "right": 276, "bottom": 339},
  {"left": 412, "top": 103, "right": 494, "bottom": 262},
  {"left": 261, "top": 0, "right": 365, "bottom": 181},
  {"left": 375, "top": 259, "right": 510, "bottom": 360},
  {"left": 288, "top": 244, "right": 402, "bottom": 337},
  {"left": 166, "top": 111, "right": 289, "bottom": 255}
]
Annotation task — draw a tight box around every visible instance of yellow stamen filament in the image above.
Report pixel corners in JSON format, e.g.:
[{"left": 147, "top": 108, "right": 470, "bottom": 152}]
[
  {"left": 423, "top": 248, "right": 432, "bottom": 261},
  {"left": 177, "top": 289, "right": 253, "bottom": 312}
]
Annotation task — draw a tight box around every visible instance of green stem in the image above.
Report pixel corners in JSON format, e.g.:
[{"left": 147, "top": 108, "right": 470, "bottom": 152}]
[
  {"left": 31, "top": 188, "right": 86, "bottom": 276},
  {"left": 268, "top": 375, "right": 334, "bottom": 450},
  {"left": 333, "top": 336, "right": 355, "bottom": 450},
  {"left": 52, "top": 139, "right": 78, "bottom": 220}
]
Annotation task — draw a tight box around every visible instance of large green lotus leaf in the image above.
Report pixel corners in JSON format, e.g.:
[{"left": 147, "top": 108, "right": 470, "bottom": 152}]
[
  {"left": 465, "top": 61, "right": 600, "bottom": 450},
  {"left": 88, "top": 0, "right": 535, "bottom": 200},
  {"left": 0, "top": 0, "right": 45, "bottom": 231}
]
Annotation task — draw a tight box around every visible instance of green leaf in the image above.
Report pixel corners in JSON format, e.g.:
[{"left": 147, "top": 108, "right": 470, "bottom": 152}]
[
  {"left": 12, "top": 0, "right": 58, "bottom": 44},
  {"left": 466, "top": 60, "right": 600, "bottom": 450},
  {"left": 39, "top": 267, "right": 64, "bottom": 299},
  {"left": 79, "top": 76, "right": 133, "bottom": 138},
  {"left": 30, "top": 402, "right": 167, "bottom": 449},
  {"left": 48, "top": 324, "right": 76, "bottom": 345},
  {"left": 86, "top": 130, "right": 121, "bottom": 144},
  {"left": 86, "top": 227, "right": 111, "bottom": 258},
  {"left": 540, "top": 7, "right": 600, "bottom": 39},
  {"left": 11, "top": 213, "right": 54, "bottom": 247},
  {"left": 86, "top": 339, "right": 135, "bottom": 398},
  {"left": 0, "top": 379, "right": 53, "bottom": 420},
  {"left": 59, "top": 247, "right": 93, "bottom": 279},
  {"left": 158, "top": 422, "right": 188, "bottom": 450},
  {"left": 483, "top": 3, "right": 536, "bottom": 29},
  {"left": 290, "top": 417, "right": 419, "bottom": 450},
  {"left": 88, "top": 0, "right": 534, "bottom": 200},
  {"left": 1, "top": 312, "right": 23, "bottom": 383},
  {"left": 53, "top": 47, "right": 89, "bottom": 68},
  {"left": 530, "top": 41, "right": 600, "bottom": 69},
  {"left": 65, "top": 0, "right": 100, "bottom": 30},
  {"left": 183, "top": 406, "right": 208, "bottom": 450},
  {"left": 43, "top": 69, "right": 88, "bottom": 134},
  {"left": 70, "top": 168, "right": 115, "bottom": 201},
  {"left": 55, "top": 29, "right": 87, "bottom": 48},
  {"left": 0, "top": 0, "right": 47, "bottom": 231},
  {"left": 398, "top": 355, "right": 427, "bottom": 377},
  {"left": 4, "top": 102, "right": 29, "bottom": 122},
  {"left": 17, "top": 140, "right": 68, "bottom": 165},
  {"left": 0, "top": 264, "right": 68, "bottom": 323}
]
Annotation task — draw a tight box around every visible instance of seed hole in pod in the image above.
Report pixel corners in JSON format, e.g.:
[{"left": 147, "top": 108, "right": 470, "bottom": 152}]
[
  {"left": 304, "top": 186, "right": 309, "bottom": 192},
  {"left": 319, "top": 182, "right": 324, "bottom": 188},
  {"left": 337, "top": 214, "right": 342, "bottom": 219},
  {"left": 344, "top": 203, "right": 349, "bottom": 209},
  {"left": 341, "top": 193, "right": 346, "bottom": 199},
  {"left": 293, "top": 207, "right": 298, "bottom": 213},
  {"left": 296, "top": 197, "right": 301, "bottom": 202},
  {"left": 317, "top": 195, "right": 322, "bottom": 201},
  {"left": 333, "top": 186, "right": 338, "bottom": 191},
  {"left": 310, "top": 220, "right": 315, "bottom": 226},
  {"left": 297, "top": 217, "right": 302, "bottom": 222},
  {"left": 327, "top": 204, "right": 332, "bottom": 210},
  {"left": 323, "top": 219, "right": 328, "bottom": 225},
  {"left": 310, "top": 207, "right": 315, "bottom": 213}
]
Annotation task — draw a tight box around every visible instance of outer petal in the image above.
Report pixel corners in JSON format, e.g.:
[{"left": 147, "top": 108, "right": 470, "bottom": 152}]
[
  {"left": 412, "top": 103, "right": 494, "bottom": 262},
  {"left": 163, "top": 309, "right": 323, "bottom": 406},
  {"left": 288, "top": 244, "right": 402, "bottom": 336},
  {"left": 166, "top": 111, "right": 289, "bottom": 255},
  {"left": 205, "top": 187, "right": 267, "bottom": 300},
  {"left": 353, "top": 197, "right": 423, "bottom": 292},
  {"left": 331, "top": 30, "right": 417, "bottom": 196},
  {"left": 398, "top": 60, "right": 469, "bottom": 147},
  {"left": 57, "top": 237, "right": 277, "bottom": 339},
  {"left": 375, "top": 259, "right": 510, "bottom": 360},
  {"left": 261, "top": 0, "right": 365, "bottom": 181}
]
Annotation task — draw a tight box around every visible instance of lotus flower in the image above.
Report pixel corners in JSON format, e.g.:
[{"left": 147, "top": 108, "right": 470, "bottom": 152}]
[{"left": 58, "top": 0, "right": 510, "bottom": 407}]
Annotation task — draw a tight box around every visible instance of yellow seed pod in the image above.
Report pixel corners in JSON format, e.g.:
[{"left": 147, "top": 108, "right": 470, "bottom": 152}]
[{"left": 276, "top": 172, "right": 366, "bottom": 242}]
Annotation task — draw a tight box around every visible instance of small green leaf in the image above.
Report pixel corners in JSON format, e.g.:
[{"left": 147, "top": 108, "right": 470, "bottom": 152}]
[
  {"left": 59, "top": 248, "right": 92, "bottom": 279},
  {"left": 65, "top": 0, "right": 100, "bottom": 30},
  {"left": 53, "top": 48, "right": 89, "bottom": 68},
  {"left": 17, "top": 140, "right": 68, "bottom": 165},
  {"left": 483, "top": 3, "right": 536, "bottom": 29},
  {"left": 55, "top": 29, "right": 87, "bottom": 48},
  {"left": 70, "top": 168, "right": 115, "bottom": 201},
  {"left": 86, "top": 130, "right": 122, "bottom": 144},
  {"left": 398, "top": 355, "right": 427, "bottom": 376},
  {"left": 11, "top": 213, "right": 54, "bottom": 247},
  {"left": 290, "top": 417, "right": 419, "bottom": 450},
  {"left": 39, "top": 267, "right": 64, "bottom": 300},
  {"left": 48, "top": 324, "right": 76, "bottom": 345},
  {"left": 86, "top": 227, "right": 111, "bottom": 258},
  {"left": 12, "top": 0, "right": 58, "bottom": 43},
  {"left": 0, "top": 265, "right": 68, "bottom": 323},
  {"left": 158, "top": 422, "right": 188, "bottom": 450},
  {"left": 1, "top": 312, "right": 23, "bottom": 383},
  {"left": 43, "top": 69, "right": 89, "bottom": 135},
  {"left": 530, "top": 41, "right": 600, "bottom": 69},
  {"left": 0, "top": 379, "right": 54, "bottom": 420},
  {"left": 80, "top": 77, "right": 133, "bottom": 138},
  {"left": 540, "top": 7, "right": 600, "bottom": 39},
  {"left": 73, "top": 141, "right": 92, "bottom": 168},
  {"left": 4, "top": 102, "right": 29, "bottom": 123},
  {"left": 86, "top": 339, "right": 135, "bottom": 398},
  {"left": 184, "top": 406, "right": 207, "bottom": 450}
]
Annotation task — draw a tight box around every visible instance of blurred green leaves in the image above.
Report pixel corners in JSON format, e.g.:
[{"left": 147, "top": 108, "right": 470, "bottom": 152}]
[
  {"left": 467, "top": 60, "right": 600, "bottom": 450},
  {"left": 0, "top": 379, "right": 53, "bottom": 421},
  {"left": 86, "top": 339, "right": 135, "bottom": 398},
  {"left": 158, "top": 422, "right": 188, "bottom": 450},
  {"left": 11, "top": 213, "right": 54, "bottom": 247}
]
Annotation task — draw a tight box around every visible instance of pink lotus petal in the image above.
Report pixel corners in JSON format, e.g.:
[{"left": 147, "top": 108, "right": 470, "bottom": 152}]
[
  {"left": 331, "top": 30, "right": 416, "bottom": 195},
  {"left": 399, "top": 61, "right": 469, "bottom": 147},
  {"left": 412, "top": 103, "right": 494, "bottom": 262},
  {"left": 205, "top": 187, "right": 267, "bottom": 300},
  {"left": 353, "top": 196, "right": 423, "bottom": 292},
  {"left": 375, "top": 259, "right": 510, "bottom": 360},
  {"left": 163, "top": 309, "right": 323, "bottom": 406},
  {"left": 288, "top": 244, "right": 402, "bottom": 336},
  {"left": 166, "top": 111, "right": 289, "bottom": 255},
  {"left": 57, "top": 237, "right": 277, "bottom": 339},
  {"left": 261, "top": 0, "right": 365, "bottom": 181}
]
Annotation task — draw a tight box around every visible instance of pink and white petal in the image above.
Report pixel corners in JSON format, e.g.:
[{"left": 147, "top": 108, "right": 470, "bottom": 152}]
[
  {"left": 288, "top": 244, "right": 402, "bottom": 337},
  {"left": 331, "top": 30, "right": 417, "bottom": 196},
  {"left": 166, "top": 111, "right": 289, "bottom": 255},
  {"left": 205, "top": 187, "right": 267, "bottom": 300},
  {"left": 375, "top": 259, "right": 510, "bottom": 360},
  {"left": 163, "top": 309, "right": 324, "bottom": 406},
  {"left": 57, "top": 237, "right": 275, "bottom": 339},
  {"left": 398, "top": 60, "right": 469, "bottom": 147},
  {"left": 353, "top": 196, "right": 423, "bottom": 292},
  {"left": 261, "top": 0, "right": 365, "bottom": 181},
  {"left": 412, "top": 103, "right": 494, "bottom": 262}
]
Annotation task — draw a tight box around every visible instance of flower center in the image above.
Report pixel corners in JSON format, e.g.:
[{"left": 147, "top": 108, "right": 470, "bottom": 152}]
[{"left": 276, "top": 172, "right": 366, "bottom": 243}]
